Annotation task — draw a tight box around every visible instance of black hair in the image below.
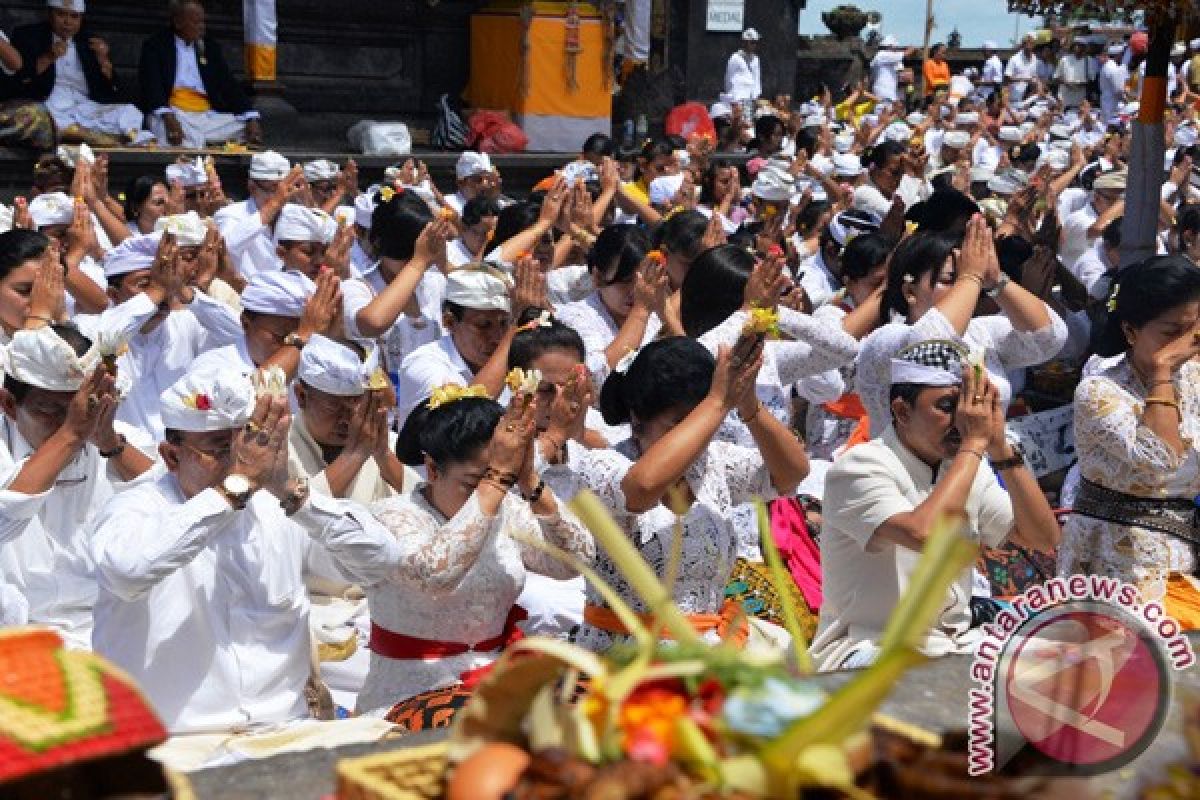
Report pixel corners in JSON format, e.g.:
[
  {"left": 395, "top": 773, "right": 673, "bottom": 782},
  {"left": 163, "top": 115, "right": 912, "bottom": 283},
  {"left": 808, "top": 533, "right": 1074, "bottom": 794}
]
[
  {"left": 32, "top": 156, "right": 72, "bottom": 192},
  {"left": 491, "top": 202, "right": 541, "bottom": 252},
  {"left": 995, "top": 235, "right": 1033, "bottom": 282},
  {"left": 862, "top": 140, "right": 906, "bottom": 172},
  {"left": 1173, "top": 145, "right": 1200, "bottom": 166},
  {"left": 840, "top": 232, "right": 895, "bottom": 282},
  {"left": 907, "top": 188, "right": 980, "bottom": 235},
  {"left": 1095, "top": 255, "right": 1200, "bottom": 357},
  {"left": 1176, "top": 206, "right": 1200, "bottom": 244},
  {"left": 507, "top": 307, "right": 586, "bottom": 369},
  {"left": 880, "top": 232, "right": 958, "bottom": 326},
  {"left": 1011, "top": 143, "right": 1041, "bottom": 166},
  {"left": 751, "top": 116, "right": 785, "bottom": 153},
  {"left": 887, "top": 383, "right": 925, "bottom": 409},
  {"left": 698, "top": 160, "right": 733, "bottom": 206},
  {"left": 793, "top": 199, "right": 833, "bottom": 236},
  {"left": 371, "top": 189, "right": 433, "bottom": 260},
  {"left": 123, "top": 175, "right": 166, "bottom": 222},
  {"left": 0, "top": 229, "right": 51, "bottom": 281},
  {"left": 635, "top": 137, "right": 674, "bottom": 181},
  {"left": 3, "top": 324, "right": 93, "bottom": 404},
  {"left": 792, "top": 128, "right": 818, "bottom": 159},
  {"left": 1102, "top": 217, "right": 1123, "bottom": 249},
  {"left": 654, "top": 210, "right": 709, "bottom": 261},
  {"left": 598, "top": 337, "right": 714, "bottom": 426},
  {"left": 582, "top": 133, "right": 615, "bottom": 158},
  {"left": 1079, "top": 162, "right": 1103, "bottom": 191},
  {"left": 461, "top": 195, "right": 501, "bottom": 227},
  {"left": 395, "top": 396, "right": 504, "bottom": 467},
  {"left": 679, "top": 244, "right": 754, "bottom": 337},
  {"left": 587, "top": 224, "right": 650, "bottom": 285}
]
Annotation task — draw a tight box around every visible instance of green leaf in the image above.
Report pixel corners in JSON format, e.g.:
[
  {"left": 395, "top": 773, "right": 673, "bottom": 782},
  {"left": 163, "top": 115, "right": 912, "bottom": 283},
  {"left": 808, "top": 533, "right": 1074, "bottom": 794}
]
[
  {"left": 755, "top": 499, "right": 815, "bottom": 674},
  {"left": 527, "top": 683, "right": 566, "bottom": 752},
  {"left": 877, "top": 514, "right": 978, "bottom": 655},
  {"left": 673, "top": 715, "right": 722, "bottom": 784},
  {"left": 569, "top": 491, "right": 701, "bottom": 645}
]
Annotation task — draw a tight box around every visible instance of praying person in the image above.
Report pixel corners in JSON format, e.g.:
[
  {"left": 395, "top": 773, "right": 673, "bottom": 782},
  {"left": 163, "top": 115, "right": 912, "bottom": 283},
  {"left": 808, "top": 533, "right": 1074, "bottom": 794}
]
[{"left": 138, "top": 0, "right": 263, "bottom": 148}]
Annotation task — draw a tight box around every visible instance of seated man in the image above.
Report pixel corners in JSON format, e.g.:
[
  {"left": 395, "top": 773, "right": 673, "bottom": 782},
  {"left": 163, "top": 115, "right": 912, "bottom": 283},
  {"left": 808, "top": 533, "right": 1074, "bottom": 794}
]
[
  {"left": 10, "top": 0, "right": 146, "bottom": 145},
  {"left": 289, "top": 335, "right": 418, "bottom": 712},
  {"left": 90, "top": 363, "right": 399, "bottom": 732},
  {"left": 78, "top": 216, "right": 244, "bottom": 441},
  {"left": 0, "top": 324, "right": 155, "bottom": 649},
  {"left": 138, "top": 0, "right": 263, "bottom": 148},
  {"left": 811, "top": 340, "right": 1060, "bottom": 671},
  {"left": 396, "top": 265, "right": 515, "bottom": 425}
]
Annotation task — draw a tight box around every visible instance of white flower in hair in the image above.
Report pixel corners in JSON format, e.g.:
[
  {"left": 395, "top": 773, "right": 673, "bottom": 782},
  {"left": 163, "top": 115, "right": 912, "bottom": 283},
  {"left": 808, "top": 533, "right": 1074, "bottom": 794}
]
[
  {"left": 505, "top": 367, "right": 542, "bottom": 395},
  {"left": 518, "top": 310, "right": 554, "bottom": 332}
]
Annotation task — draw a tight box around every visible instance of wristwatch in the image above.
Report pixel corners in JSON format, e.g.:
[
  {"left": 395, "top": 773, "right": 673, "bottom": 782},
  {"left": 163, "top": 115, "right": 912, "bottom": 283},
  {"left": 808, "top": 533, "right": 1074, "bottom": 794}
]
[
  {"left": 219, "top": 473, "right": 254, "bottom": 510},
  {"left": 280, "top": 478, "right": 310, "bottom": 516},
  {"left": 984, "top": 273, "right": 1011, "bottom": 298},
  {"left": 282, "top": 332, "right": 308, "bottom": 350},
  {"left": 990, "top": 445, "right": 1026, "bottom": 472}
]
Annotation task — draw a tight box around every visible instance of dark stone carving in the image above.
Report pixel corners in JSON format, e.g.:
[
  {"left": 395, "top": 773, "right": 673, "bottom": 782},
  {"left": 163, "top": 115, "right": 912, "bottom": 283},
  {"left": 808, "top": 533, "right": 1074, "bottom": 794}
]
[{"left": 821, "top": 5, "right": 869, "bottom": 41}]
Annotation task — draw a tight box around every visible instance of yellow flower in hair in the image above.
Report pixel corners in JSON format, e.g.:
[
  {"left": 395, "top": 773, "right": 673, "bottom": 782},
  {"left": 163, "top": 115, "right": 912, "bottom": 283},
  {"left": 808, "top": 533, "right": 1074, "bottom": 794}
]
[
  {"left": 743, "top": 307, "right": 781, "bottom": 338},
  {"left": 379, "top": 186, "right": 395, "bottom": 203},
  {"left": 426, "top": 383, "right": 489, "bottom": 411},
  {"left": 1107, "top": 283, "right": 1120, "bottom": 313},
  {"left": 366, "top": 368, "right": 392, "bottom": 392}
]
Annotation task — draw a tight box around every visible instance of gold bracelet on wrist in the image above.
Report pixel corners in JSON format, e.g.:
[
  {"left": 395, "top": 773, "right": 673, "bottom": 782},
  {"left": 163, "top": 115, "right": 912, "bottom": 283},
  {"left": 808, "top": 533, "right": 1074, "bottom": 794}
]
[{"left": 1145, "top": 396, "right": 1180, "bottom": 411}]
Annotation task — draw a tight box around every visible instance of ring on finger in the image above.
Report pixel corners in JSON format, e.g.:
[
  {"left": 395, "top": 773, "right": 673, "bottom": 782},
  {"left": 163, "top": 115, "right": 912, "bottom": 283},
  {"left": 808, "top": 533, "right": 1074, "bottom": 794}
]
[
  {"left": 505, "top": 424, "right": 516, "bottom": 432},
  {"left": 245, "top": 421, "right": 262, "bottom": 434},
  {"left": 973, "top": 395, "right": 982, "bottom": 403}
]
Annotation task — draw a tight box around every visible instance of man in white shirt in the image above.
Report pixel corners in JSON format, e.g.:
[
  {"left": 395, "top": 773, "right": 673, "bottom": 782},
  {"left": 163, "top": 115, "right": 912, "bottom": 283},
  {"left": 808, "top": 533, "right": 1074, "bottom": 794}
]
[
  {"left": 138, "top": 0, "right": 263, "bottom": 148},
  {"left": 0, "top": 325, "right": 156, "bottom": 649},
  {"left": 798, "top": 208, "right": 880, "bottom": 309},
  {"left": 1060, "top": 169, "right": 1124, "bottom": 271},
  {"left": 396, "top": 266, "right": 515, "bottom": 425},
  {"left": 1054, "top": 38, "right": 1091, "bottom": 109},
  {"left": 980, "top": 41, "right": 1004, "bottom": 98},
  {"left": 812, "top": 341, "right": 1059, "bottom": 670},
  {"left": 90, "top": 363, "right": 400, "bottom": 733},
  {"left": 449, "top": 196, "right": 500, "bottom": 268},
  {"left": 1098, "top": 43, "right": 1128, "bottom": 123},
  {"left": 870, "top": 35, "right": 912, "bottom": 104},
  {"left": 10, "top": 1, "right": 145, "bottom": 144},
  {"left": 1005, "top": 35, "right": 1039, "bottom": 103},
  {"left": 273, "top": 203, "right": 339, "bottom": 278},
  {"left": 724, "top": 28, "right": 762, "bottom": 104},
  {"left": 214, "top": 152, "right": 305, "bottom": 279},
  {"left": 445, "top": 152, "right": 500, "bottom": 216},
  {"left": 80, "top": 216, "right": 244, "bottom": 441},
  {"left": 1070, "top": 216, "right": 1122, "bottom": 301}
]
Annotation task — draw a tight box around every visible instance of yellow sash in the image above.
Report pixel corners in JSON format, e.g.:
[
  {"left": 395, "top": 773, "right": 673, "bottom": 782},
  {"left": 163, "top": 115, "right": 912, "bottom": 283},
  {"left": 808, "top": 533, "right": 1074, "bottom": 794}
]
[{"left": 169, "top": 87, "right": 212, "bottom": 113}]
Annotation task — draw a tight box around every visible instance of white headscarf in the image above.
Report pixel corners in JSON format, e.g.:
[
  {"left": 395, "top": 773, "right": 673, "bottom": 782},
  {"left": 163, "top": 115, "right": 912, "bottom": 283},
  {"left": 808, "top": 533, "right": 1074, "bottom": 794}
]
[{"left": 160, "top": 363, "right": 256, "bottom": 433}]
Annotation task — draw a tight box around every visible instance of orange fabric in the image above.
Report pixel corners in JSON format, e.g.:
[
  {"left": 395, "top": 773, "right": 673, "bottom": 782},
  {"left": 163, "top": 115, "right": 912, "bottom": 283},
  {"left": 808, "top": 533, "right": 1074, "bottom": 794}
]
[
  {"left": 583, "top": 601, "right": 750, "bottom": 648},
  {"left": 1164, "top": 574, "right": 1200, "bottom": 631},
  {"left": 533, "top": 175, "right": 558, "bottom": 192},
  {"left": 923, "top": 59, "right": 950, "bottom": 94},
  {"left": 169, "top": 87, "right": 212, "bottom": 113},
  {"left": 1140, "top": 75, "right": 1168, "bottom": 123},
  {"left": 244, "top": 43, "right": 277, "bottom": 83},
  {"left": 466, "top": 9, "right": 611, "bottom": 119},
  {"left": 824, "top": 392, "right": 872, "bottom": 452}
]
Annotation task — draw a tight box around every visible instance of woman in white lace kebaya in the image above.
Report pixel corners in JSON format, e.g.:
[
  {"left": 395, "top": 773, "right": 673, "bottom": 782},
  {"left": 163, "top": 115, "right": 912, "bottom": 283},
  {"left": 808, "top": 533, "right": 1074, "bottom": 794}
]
[
  {"left": 553, "top": 225, "right": 671, "bottom": 390},
  {"left": 357, "top": 388, "right": 593, "bottom": 713},
  {"left": 545, "top": 336, "right": 809, "bottom": 653},
  {"left": 857, "top": 215, "right": 1067, "bottom": 438},
  {"left": 1060, "top": 258, "right": 1200, "bottom": 626}
]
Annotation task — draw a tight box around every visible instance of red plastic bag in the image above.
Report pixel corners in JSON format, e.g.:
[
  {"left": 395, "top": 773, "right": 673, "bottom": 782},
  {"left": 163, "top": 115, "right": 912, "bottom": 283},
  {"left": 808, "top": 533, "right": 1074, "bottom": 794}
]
[
  {"left": 665, "top": 102, "right": 716, "bottom": 141},
  {"left": 466, "top": 110, "right": 529, "bottom": 154}
]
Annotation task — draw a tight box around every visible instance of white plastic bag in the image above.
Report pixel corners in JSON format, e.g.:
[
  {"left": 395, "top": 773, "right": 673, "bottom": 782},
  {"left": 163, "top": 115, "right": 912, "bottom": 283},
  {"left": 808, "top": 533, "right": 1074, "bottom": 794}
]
[{"left": 347, "top": 120, "right": 412, "bottom": 156}]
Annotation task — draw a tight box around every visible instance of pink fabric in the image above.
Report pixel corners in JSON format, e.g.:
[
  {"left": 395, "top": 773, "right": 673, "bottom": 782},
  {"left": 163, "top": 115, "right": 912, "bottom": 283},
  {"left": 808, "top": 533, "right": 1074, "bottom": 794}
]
[{"left": 769, "top": 497, "right": 822, "bottom": 610}]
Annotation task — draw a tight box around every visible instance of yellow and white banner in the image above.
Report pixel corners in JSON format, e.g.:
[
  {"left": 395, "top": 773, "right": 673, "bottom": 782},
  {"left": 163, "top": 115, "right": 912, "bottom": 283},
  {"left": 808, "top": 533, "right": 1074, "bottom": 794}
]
[{"left": 243, "top": 0, "right": 277, "bottom": 82}]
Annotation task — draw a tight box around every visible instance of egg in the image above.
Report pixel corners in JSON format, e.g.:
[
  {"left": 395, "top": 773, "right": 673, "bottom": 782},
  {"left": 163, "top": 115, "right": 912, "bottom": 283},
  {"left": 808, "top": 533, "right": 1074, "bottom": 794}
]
[{"left": 445, "top": 742, "right": 531, "bottom": 800}]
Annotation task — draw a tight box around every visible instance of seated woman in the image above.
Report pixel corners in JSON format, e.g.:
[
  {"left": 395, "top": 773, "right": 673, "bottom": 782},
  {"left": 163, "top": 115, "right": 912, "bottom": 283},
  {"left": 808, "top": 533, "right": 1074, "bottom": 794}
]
[
  {"left": 1060, "top": 258, "right": 1200, "bottom": 627},
  {"left": 359, "top": 386, "right": 593, "bottom": 716},
  {"left": 857, "top": 214, "right": 1067, "bottom": 438},
  {"left": 813, "top": 341, "right": 1059, "bottom": 671},
  {"left": 548, "top": 336, "right": 809, "bottom": 653}
]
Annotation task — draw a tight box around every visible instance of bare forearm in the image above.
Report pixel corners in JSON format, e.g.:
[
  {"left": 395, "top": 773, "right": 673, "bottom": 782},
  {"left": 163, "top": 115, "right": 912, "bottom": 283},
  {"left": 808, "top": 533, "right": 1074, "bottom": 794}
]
[
  {"left": 377, "top": 451, "right": 412, "bottom": 494},
  {"left": 8, "top": 430, "right": 84, "bottom": 495},
  {"left": 473, "top": 332, "right": 516, "bottom": 397},
  {"left": 933, "top": 279, "right": 983, "bottom": 334},
  {"left": 498, "top": 220, "right": 552, "bottom": 264},
  {"left": 993, "top": 281, "right": 1051, "bottom": 331},
  {"left": 998, "top": 463, "right": 1060, "bottom": 551},
  {"left": 605, "top": 307, "right": 652, "bottom": 368},
  {"left": 839, "top": 290, "right": 883, "bottom": 339},
  {"left": 323, "top": 451, "right": 370, "bottom": 498},
  {"left": 355, "top": 260, "right": 426, "bottom": 337},
  {"left": 621, "top": 397, "right": 725, "bottom": 511},
  {"left": 874, "top": 450, "right": 981, "bottom": 551}
]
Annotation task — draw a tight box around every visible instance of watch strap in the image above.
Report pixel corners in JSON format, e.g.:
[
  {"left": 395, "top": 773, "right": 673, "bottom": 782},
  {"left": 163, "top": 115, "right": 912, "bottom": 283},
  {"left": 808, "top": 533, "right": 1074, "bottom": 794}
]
[{"left": 990, "top": 451, "right": 1026, "bottom": 471}]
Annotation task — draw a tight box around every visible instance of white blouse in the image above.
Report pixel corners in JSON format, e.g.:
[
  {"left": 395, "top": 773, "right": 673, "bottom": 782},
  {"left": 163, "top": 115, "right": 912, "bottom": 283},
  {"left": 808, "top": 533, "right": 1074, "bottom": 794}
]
[
  {"left": 358, "top": 487, "right": 593, "bottom": 712},
  {"left": 554, "top": 291, "right": 661, "bottom": 388},
  {"left": 550, "top": 438, "right": 776, "bottom": 653},
  {"left": 857, "top": 306, "right": 1068, "bottom": 438}
]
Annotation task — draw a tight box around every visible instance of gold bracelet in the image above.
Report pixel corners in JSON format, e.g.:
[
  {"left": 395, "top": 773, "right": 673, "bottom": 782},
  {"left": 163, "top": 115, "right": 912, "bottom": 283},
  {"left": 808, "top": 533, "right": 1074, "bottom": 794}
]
[
  {"left": 960, "top": 448, "right": 986, "bottom": 461},
  {"left": 1145, "top": 397, "right": 1180, "bottom": 411},
  {"left": 960, "top": 273, "right": 985, "bottom": 287},
  {"left": 740, "top": 402, "right": 763, "bottom": 424}
]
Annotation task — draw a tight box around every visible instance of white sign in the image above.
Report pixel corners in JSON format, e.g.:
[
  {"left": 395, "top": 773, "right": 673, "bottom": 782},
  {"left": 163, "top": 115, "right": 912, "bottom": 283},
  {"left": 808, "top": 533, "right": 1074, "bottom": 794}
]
[
  {"left": 1006, "top": 406, "right": 1075, "bottom": 478},
  {"left": 706, "top": 0, "right": 745, "bottom": 32}
]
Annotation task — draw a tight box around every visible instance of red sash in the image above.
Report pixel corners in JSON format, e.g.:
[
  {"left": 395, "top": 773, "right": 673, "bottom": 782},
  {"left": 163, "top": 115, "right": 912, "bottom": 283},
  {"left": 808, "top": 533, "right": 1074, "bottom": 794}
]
[{"left": 369, "top": 605, "right": 528, "bottom": 661}]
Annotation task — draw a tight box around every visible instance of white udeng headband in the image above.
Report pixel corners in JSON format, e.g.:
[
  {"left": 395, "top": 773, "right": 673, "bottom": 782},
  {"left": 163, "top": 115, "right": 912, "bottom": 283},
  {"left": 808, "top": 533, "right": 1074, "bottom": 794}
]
[{"left": 889, "top": 359, "right": 962, "bottom": 387}]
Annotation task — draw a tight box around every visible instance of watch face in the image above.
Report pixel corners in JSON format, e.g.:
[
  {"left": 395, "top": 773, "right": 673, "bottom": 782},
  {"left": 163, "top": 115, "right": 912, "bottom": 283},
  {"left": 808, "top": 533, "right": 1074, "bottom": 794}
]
[{"left": 224, "top": 474, "right": 251, "bottom": 495}]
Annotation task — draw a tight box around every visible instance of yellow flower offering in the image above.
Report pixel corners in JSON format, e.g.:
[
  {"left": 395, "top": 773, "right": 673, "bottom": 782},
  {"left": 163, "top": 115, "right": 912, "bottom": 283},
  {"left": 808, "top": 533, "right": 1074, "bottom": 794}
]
[
  {"left": 427, "top": 383, "right": 489, "bottom": 411},
  {"left": 505, "top": 367, "right": 542, "bottom": 395},
  {"left": 743, "top": 307, "right": 780, "bottom": 338}
]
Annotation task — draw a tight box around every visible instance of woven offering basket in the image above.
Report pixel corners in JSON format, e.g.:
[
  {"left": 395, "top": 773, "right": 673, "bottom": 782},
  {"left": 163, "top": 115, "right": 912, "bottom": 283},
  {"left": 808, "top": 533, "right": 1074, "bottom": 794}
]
[{"left": 336, "top": 741, "right": 449, "bottom": 800}]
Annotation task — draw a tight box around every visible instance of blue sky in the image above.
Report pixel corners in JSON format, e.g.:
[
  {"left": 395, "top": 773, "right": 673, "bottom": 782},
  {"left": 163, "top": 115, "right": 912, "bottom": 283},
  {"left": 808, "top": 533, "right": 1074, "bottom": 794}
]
[{"left": 799, "top": 0, "right": 1040, "bottom": 48}]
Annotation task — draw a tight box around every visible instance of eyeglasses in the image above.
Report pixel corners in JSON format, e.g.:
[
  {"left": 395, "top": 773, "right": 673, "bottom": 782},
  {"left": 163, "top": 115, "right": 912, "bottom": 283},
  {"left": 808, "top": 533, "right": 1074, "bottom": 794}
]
[{"left": 182, "top": 442, "right": 233, "bottom": 462}]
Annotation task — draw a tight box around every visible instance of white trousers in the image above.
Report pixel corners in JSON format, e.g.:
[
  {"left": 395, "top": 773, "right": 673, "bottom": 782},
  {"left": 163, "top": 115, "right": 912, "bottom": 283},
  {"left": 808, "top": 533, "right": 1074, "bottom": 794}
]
[
  {"left": 47, "top": 92, "right": 144, "bottom": 138},
  {"left": 150, "top": 108, "right": 247, "bottom": 148}
]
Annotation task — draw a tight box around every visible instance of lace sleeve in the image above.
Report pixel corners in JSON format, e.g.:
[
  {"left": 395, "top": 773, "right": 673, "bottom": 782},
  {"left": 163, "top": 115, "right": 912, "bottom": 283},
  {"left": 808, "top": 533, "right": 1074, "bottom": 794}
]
[
  {"left": 368, "top": 494, "right": 500, "bottom": 593},
  {"left": 972, "top": 309, "right": 1068, "bottom": 371},
  {"left": 710, "top": 440, "right": 777, "bottom": 507},
  {"left": 507, "top": 494, "right": 596, "bottom": 579},
  {"left": 768, "top": 307, "right": 860, "bottom": 382},
  {"left": 1073, "top": 376, "right": 1183, "bottom": 480},
  {"left": 575, "top": 447, "right": 637, "bottom": 517}
]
